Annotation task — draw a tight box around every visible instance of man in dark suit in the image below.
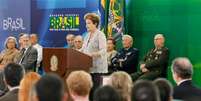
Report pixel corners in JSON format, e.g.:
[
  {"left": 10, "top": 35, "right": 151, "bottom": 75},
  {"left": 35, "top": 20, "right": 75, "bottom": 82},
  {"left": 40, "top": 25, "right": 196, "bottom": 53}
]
[
  {"left": 0, "top": 63, "right": 25, "bottom": 101},
  {"left": 171, "top": 57, "right": 201, "bottom": 100},
  {"left": 111, "top": 35, "right": 139, "bottom": 74},
  {"left": 131, "top": 34, "right": 169, "bottom": 81},
  {"left": 15, "top": 34, "right": 38, "bottom": 72}
]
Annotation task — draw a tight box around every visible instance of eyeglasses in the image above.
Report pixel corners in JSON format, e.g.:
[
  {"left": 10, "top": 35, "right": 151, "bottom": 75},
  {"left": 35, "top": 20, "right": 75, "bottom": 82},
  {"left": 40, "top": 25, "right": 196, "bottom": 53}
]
[{"left": 75, "top": 40, "right": 82, "bottom": 43}]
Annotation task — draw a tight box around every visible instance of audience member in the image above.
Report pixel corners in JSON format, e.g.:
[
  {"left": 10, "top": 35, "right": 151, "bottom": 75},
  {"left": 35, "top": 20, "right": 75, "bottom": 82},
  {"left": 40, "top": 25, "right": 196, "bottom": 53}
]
[
  {"left": 94, "top": 85, "right": 121, "bottom": 101},
  {"left": 0, "top": 36, "right": 19, "bottom": 70},
  {"left": 109, "top": 71, "right": 133, "bottom": 101},
  {"left": 14, "top": 34, "right": 38, "bottom": 72},
  {"left": 18, "top": 72, "right": 41, "bottom": 101},
  {"left": 111, "top": 35, "right": 139, "bottom": 74},
  {"left": 154, "top": 78, "right": 173, "bottom": 101},
  {"left": 131, "top": 80, "right": 160, "bottom": 101},
  {"left": 0, "top": 63, "right": 25, "bottom": 101},
  {"left": 171, "top": 57, "right": 201, "bottom": 100},
  {"left": 66, "top": 70, "right": 93, "bottom": 101},
  {"left": 107, "top": 38, "right": 117, "bottom": 74},
  {"left": 131, "top": 34, "right": 169, "bottom": 81},
  {"left": 34, "top": 73, "right": 67, "bottom": 101}
]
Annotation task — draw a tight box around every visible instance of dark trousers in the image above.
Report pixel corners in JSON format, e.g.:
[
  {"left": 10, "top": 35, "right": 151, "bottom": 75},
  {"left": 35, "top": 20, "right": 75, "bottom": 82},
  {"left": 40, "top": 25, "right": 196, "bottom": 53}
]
[
  {"left": 131, "top": 71, "right": 161, "bottom": 81},
  {"left": 89, "top": 73, "right": 103, "bottom": 101}
]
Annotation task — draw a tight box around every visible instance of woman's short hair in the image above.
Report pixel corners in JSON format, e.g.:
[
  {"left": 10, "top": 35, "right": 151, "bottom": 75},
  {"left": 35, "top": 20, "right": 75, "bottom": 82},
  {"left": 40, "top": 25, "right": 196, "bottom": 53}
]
[
  {"left": 66, "top": 70, "right": 93, "bottom": 96},
  {"left": 109, "top": 71, "right": 133, "bottom": 101},
  {"left": 84, "top": 13, "right": 100, "bottom": 28},
  {"left": 4, "top": 36, "right": 18, "bottom": 49}
]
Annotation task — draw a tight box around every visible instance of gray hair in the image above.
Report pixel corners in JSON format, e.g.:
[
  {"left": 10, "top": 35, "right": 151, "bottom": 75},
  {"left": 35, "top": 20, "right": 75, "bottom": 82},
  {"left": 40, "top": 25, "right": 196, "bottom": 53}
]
[
  {"left": 4, "top": 36, "right": 18, "bottom": 49},
  {"left": 21, "top": 34, "right": 30, "bottom": 38},
  {"left": 122, "top": 35, "right": 133, "bottom": 46},
  {"left": 74, "top": 35, "right": 83, "bottom": 40},
  {"left": 171, "top": 57, "right": 193, "bottom": 79},
  {"left": 154, "top": 34, "right": 164, "bottom": 40},
  {"left": 66, "top": 34, "right": 75, "bottom": 39}
]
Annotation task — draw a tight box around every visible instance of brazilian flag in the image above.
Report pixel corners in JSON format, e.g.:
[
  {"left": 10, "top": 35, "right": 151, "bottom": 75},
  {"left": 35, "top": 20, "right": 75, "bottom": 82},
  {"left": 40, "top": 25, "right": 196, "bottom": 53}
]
[{"left": 107, "top": 0, "right": 125, "bottom": 49}]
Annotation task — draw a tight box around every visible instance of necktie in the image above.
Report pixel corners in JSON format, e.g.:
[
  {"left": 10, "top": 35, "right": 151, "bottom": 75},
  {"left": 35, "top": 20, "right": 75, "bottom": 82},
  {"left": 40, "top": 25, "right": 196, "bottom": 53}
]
[{"left": 19, "top": 48, "right": 26, "bottom": 64}]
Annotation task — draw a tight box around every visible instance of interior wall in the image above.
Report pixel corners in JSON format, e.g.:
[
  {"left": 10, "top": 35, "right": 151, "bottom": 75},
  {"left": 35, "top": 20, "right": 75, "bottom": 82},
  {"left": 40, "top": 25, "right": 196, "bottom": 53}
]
[{"left": 126, "top": 0, "right": 201, "bottom": 86}]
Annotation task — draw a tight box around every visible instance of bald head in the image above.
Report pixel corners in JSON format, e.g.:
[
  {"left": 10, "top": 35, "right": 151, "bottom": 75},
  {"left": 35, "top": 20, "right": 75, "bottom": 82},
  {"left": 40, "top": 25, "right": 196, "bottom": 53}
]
[{"left": 172, "top": 57, "right": 193, "bottom": 79}]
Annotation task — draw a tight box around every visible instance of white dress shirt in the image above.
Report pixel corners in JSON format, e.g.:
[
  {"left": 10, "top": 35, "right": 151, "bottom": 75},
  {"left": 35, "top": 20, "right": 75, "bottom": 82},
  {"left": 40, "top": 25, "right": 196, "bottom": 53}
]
[{"left": 33, "top": 43, "right": 43, "bottom": 68}]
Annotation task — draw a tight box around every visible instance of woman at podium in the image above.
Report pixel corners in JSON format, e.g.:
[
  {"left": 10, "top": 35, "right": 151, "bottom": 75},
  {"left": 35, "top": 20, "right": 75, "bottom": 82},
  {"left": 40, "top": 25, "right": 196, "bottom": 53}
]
[{"left": 82, "top": 13, "right": 108, "bottom": 99}]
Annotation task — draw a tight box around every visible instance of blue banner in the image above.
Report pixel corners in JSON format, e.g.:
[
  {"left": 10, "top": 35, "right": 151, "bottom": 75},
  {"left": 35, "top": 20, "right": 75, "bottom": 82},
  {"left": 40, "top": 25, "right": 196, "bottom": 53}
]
[
  {"left": 31, "top": 0, "right": 105, "bottom": 47},
  {"left": 0, "top": 0, "right": 31, "bottom": 50}
]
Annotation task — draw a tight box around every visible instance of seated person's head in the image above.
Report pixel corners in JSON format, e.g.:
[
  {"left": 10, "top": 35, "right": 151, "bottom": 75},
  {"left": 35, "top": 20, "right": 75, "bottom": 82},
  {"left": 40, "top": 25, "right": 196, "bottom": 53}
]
[
  {"left": 34, "top": 73, "right": 66, "bottom": 101},
  {"left": 74, "top": 35, "right": 83, "bottom": 50},
  {"left": 66, "top": 34, "right": 75, "bottom": 48},
  {"left": 154, "top": 34, "right": 165, "bottom": 48},
  {"left": 122, "top": 35, "right": 133, "bottom": 49},
  {"left": 107, "top": 37, "right": 116, "bottom": 52},
  {"left": 94, "top": 85, "right": 121, "bottom": 101},
  {"left": 18, "top": 72, "right": 41, "bottom": 101},
  {"left": 109, "top": 71, "right": 133, "bottom": 101},
  {"left": 131, "top": 80, "right": 160, "bottom": 101},
  {"left": 153, "top": 78, "right": 173, "bottom": 101},
  {"left": 66, "top": 70, "right": 93, "bottom": 99},
  {"left": 4, "top": 36, "right": 18, "bottom": 49},
  {"left": 20, "top": 34, "right": 32, "bottom": 49},
  {"left": 3, "top": 63, "right": 25, "bottom": 88}
]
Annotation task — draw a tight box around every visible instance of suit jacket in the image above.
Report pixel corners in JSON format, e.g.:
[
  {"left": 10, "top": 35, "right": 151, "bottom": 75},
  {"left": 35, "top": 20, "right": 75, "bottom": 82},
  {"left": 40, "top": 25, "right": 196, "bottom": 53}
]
[
  {"left": 173, "top": 80, "right": 201, "bottom": 100},
  {"left": 0, "top": 88, "right": 19, "bottom": 101},
  {"left": 143, "top": 47, "right": 169, "bottom": 76},
  {"left": 15, "top": 46, "right": 37, "bottom": 72},
  {"left": 111, "top": 47, "right": 139, "bottom": 74}
]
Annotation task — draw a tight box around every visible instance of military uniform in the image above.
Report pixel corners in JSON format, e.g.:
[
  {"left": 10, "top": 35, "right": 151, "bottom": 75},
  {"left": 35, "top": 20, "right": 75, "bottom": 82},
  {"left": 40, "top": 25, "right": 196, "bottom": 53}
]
[
  {"left": 131, "top": 47, "right": 169, "bottom": 81},
  {"left": 111, "top": 47, "right": 139, "bottom": 74}
]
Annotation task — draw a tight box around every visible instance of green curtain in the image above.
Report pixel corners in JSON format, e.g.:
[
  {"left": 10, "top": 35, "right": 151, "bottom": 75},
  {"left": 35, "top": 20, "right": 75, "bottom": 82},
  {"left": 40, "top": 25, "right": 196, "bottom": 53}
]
[{"left": 126, "top": 0, "right": 201, "bottom": 87}]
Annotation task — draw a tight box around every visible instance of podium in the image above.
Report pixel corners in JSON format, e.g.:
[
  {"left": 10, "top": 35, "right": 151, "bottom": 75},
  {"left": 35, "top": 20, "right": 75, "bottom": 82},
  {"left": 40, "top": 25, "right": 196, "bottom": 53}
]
[{"left": 43, "top": 48, "right": 92, "bottom": 78}]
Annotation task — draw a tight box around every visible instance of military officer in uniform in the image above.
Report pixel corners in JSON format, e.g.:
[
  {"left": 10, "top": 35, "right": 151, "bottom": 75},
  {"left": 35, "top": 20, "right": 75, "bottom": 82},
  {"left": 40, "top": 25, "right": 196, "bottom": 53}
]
[
  {"left": 111, "top": 35, "right": 139, "bottom": 74},
  {"left": 131, "top": 34, "right": 169, "bottom": 81}
]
